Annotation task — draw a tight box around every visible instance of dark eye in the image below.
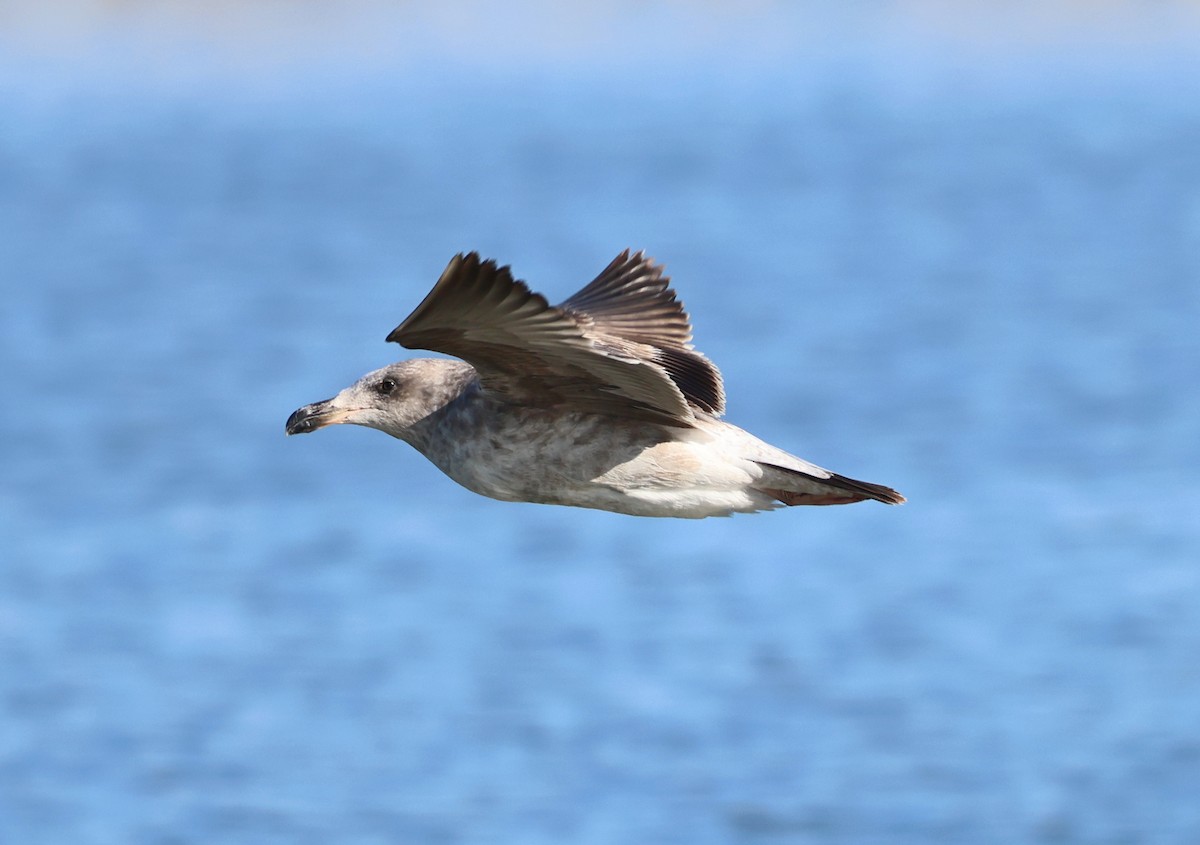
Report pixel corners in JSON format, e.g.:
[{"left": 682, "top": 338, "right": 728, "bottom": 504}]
[{"left": 376, "top": 377, "right": 397, "bottom": 395}]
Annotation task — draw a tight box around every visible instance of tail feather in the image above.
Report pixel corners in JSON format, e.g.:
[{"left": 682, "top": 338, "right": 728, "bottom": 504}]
[{"left": 755, "top": 461, "right": 905, "bottom": 507}]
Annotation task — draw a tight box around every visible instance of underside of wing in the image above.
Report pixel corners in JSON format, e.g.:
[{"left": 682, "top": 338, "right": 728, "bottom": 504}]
[{"left": 386, "top": 253, "right": 699, "bottom": 425}]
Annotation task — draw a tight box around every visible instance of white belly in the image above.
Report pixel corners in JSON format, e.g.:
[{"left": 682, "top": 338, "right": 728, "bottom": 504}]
[
  {"left": 419, "top": 407, "right": 783, "bottom": 518},
  {"left": 460, "top": 438, "right": 779, "bottom": 518}
]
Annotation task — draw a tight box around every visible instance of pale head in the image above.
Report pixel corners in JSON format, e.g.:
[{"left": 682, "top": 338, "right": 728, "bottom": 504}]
[{"left": 285, "top": 358, "right": 473, "bottom": 442}]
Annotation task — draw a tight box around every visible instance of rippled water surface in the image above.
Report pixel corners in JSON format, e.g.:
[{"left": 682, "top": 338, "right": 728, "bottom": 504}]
[{"left": 3, "top": 4, "right": 1200, "bottom": 843}]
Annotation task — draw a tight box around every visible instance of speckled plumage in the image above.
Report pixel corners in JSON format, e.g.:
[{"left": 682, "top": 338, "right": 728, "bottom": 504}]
[{"left": 286, "top": 250, "right": 904, "bottom": 518}]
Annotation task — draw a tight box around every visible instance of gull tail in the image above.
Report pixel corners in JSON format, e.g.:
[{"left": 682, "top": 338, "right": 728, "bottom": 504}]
[{"left": 754, "top": 461, "right": 906, "bottom": 507}]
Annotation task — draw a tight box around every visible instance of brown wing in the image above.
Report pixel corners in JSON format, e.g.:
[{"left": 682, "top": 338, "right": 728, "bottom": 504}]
[
  {"left": 386, "top": 252, "right": 705, "bottom": 426},
  {"left": 561, "top": 250, "right": 724, "bottom": 415}
]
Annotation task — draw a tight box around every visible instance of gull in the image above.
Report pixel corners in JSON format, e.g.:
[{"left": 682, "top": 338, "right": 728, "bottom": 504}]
[{"left": 286, "top": 250, "right": 904, "bottom": 518}]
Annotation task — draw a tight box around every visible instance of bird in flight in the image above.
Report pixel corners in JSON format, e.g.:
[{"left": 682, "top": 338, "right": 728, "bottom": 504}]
[{"left": 286, "top": 250, "right": 904, "bottom": 518}]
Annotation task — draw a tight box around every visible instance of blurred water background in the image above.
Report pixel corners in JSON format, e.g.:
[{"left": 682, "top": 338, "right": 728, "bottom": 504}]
[{"left": 3, "top": 1, "right": 1200, "bottom": 842}]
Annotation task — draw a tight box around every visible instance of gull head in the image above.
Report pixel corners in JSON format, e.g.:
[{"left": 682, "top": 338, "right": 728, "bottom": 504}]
[{"left": 285, "top": 359, "right": 469, "bottom": 440}]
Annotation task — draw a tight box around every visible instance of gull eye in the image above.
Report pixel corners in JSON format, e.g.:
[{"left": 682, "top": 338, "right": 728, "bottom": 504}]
[{"left": 376, "top": 377, "right": 398, "bottom": 395}]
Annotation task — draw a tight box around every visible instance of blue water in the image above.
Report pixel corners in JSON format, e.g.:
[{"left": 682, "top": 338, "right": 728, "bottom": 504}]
[{"left": 3, "top": 5, "right": 1200, "bottom": 843}]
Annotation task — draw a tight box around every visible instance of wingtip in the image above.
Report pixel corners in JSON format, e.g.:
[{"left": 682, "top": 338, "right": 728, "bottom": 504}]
[
  {"left": 861, "top": 482, "right": 905, "bottom": 505},
  {"left": 824, "top": 471, "right": 907, "bottom": 506}
]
